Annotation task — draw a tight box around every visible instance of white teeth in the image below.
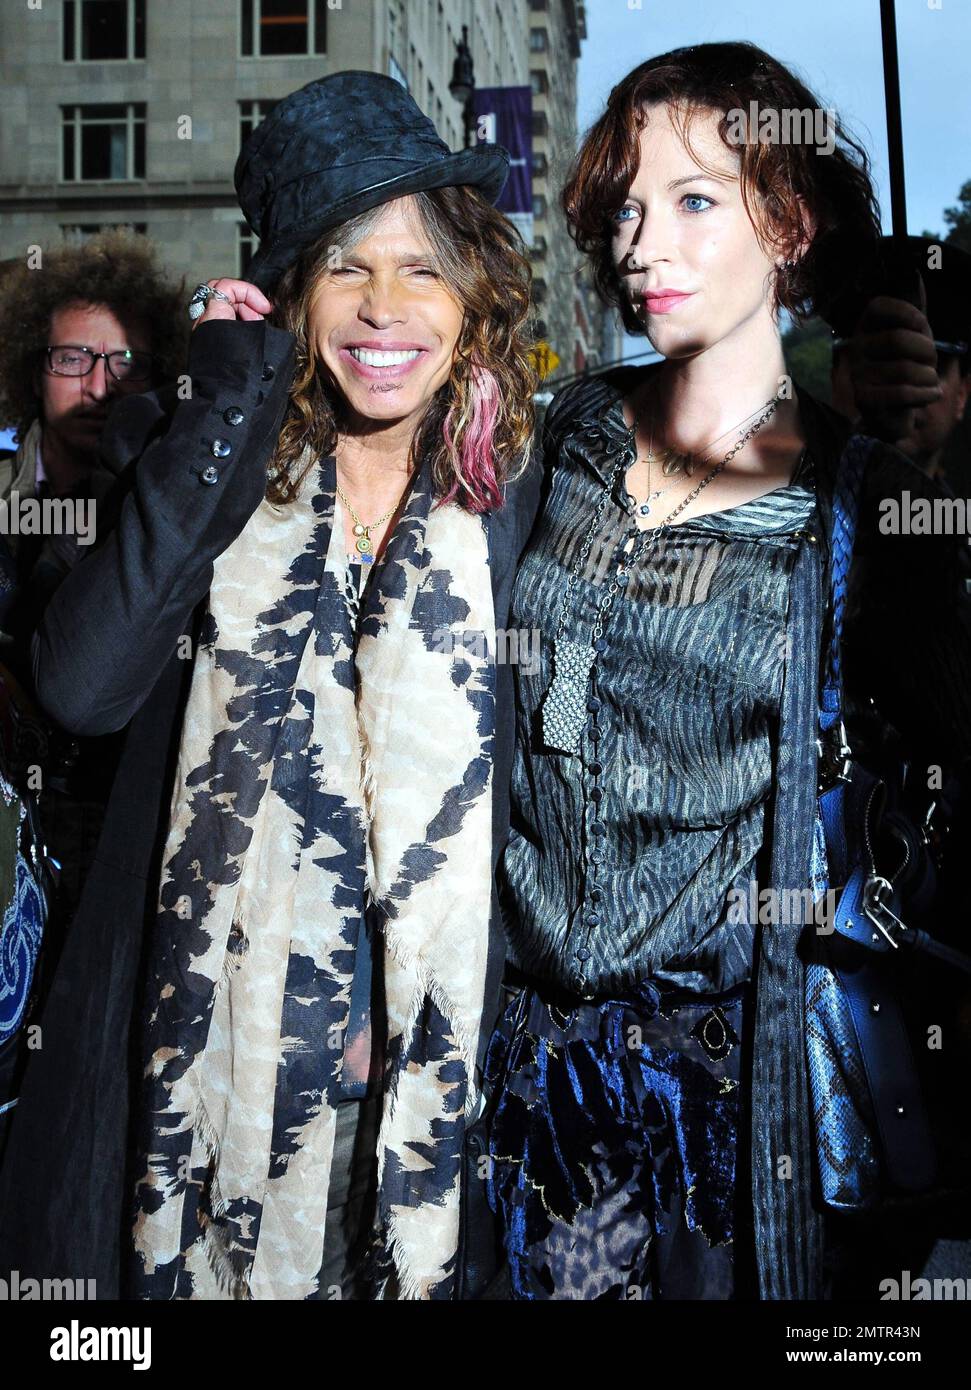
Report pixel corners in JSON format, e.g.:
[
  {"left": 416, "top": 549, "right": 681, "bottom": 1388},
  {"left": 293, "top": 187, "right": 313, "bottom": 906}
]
[{"left": 348, "top": 348, "right": 422, "bottom": 367}]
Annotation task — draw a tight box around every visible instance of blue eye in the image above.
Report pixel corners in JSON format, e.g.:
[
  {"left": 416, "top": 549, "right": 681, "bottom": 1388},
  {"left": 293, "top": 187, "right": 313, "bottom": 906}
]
[
  {"left": 682, "top": 194, "right": 714, "bottom": 214},
  {"left": 612, "top": 206, "right": 638, "bottom": 225}
]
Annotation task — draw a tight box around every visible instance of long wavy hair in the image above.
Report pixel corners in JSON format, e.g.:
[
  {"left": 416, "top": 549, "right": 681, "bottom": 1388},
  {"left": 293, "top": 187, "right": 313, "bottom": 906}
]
[
  {"left": 562, "top": 41, "right": 883, "bottom": 333},
  {"left": 265, "top": 186, "right": 536, "bottom": 513}
]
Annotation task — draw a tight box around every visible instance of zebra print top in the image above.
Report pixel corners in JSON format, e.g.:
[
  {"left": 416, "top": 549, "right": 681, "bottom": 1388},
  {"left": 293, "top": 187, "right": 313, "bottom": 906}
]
[{"left": 499, "top": 369, "right": 818, "bottom": 998}]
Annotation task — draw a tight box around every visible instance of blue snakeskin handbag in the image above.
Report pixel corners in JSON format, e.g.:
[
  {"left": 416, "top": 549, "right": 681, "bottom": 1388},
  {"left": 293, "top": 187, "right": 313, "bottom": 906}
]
[
  {"left": 807, "top": 434, "right": 971, "bottom": 1213},
  {"left": 0, "top": 665, "right": 55, "bottom": 1118}
]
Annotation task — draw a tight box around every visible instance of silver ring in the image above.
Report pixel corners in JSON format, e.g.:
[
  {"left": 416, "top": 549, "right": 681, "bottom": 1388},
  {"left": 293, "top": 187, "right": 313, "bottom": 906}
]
[{"left": 187, "top": 282, "right": 234, "bottom": 322}]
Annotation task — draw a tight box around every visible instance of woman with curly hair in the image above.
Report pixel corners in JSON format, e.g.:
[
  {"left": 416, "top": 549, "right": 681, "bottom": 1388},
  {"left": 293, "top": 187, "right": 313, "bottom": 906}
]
[
  {"left": 482, "top": 41, "right": 971, "bottom": 1300},
  {"left": 0, "top": 73, "right": 539, "bottom": 1301}
]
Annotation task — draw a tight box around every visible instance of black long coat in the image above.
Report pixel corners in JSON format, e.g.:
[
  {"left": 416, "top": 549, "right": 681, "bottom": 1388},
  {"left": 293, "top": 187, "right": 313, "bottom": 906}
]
[{"left": 0, "top": 317, "right": 542, "bottom": 1299}]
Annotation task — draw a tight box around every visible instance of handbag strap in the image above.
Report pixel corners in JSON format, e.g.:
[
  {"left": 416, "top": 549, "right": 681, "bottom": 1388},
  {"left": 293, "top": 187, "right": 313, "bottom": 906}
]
[{"left": 820, "top": 434, "right": 870, "bottom": 732}]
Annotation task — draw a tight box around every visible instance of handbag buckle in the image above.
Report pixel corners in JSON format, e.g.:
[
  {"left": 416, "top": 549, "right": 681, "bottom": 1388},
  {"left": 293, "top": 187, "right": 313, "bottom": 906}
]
[
  {"left": 817, "top": 719, "right": 853, "bottom": 796},
  {"left": 862, "top": 874, "right": 911, "bottom": 949}
]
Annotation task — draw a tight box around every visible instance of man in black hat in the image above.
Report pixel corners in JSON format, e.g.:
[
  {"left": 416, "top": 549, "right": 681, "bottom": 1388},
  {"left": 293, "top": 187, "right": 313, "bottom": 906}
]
[{"left": 828, "top": 237, "right": 971, "bottom": 488}]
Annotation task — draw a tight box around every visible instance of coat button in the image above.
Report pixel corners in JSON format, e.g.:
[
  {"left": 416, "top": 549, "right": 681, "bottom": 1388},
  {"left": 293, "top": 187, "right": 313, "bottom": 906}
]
[
  {"left": 223, "top": 406, "right": 245, "bottom": 426},
  {"left": 211, "top": 439, "right": 232, "bottom": 458},
  {"left": 200, "top": 465, "right": 219, "bottom": 485},
  {"left": 262, "top": 362, "right": 275, "bottom": 381}
]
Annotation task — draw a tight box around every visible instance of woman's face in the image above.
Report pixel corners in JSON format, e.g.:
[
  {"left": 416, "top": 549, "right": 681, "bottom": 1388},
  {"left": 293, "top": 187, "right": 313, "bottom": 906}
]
[
  {"left": 307, "top": 197, "right": 464, "bottom": 431},
  {"left": 610, "top": 103, "right": 785, "bottom": 358}
]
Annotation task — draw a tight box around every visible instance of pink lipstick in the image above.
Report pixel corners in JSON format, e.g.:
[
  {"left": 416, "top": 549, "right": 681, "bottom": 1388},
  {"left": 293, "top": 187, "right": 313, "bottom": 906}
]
[{"left": 642, "top": 290, "right": 695, "bottom": 315}]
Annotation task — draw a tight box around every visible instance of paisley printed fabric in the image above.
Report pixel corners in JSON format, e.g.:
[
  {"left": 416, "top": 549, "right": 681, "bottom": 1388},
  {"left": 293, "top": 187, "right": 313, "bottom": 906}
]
[
  {"left": 130, "top": 450, "right": 496, "bottom": 1300},
  {"left": 484, "top": 977, "right": 748, "bottom": 1299}
]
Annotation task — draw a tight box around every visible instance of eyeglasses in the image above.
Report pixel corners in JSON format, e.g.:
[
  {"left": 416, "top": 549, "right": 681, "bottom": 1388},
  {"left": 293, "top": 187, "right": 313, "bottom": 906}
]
[{"left": 43, "top": 344, "right": 155, "bottom": 383}]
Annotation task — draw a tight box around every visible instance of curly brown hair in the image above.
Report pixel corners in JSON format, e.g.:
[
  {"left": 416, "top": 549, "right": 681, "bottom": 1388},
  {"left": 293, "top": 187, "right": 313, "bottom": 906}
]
[
  {"left": 563, "top": 41, "right": 882, "bottom": 334},
  {"left": 265, "top": 185, "right": 537, "bottom": 512},
  {"left": 0, "top": 227, "right": 188, "bottom": 434}
]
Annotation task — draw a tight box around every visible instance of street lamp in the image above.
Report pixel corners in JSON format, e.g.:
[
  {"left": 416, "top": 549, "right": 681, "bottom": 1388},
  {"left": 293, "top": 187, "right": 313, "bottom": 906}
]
[{"left": 449, "top": 24, "right": 475, "bottom": 150}]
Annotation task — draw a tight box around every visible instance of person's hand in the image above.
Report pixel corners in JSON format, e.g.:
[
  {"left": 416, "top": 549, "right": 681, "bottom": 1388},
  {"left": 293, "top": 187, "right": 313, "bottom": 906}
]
[
  {"left": 190, "top": 278, "right": 273, "bottom": 332},
  {"left": 847, "top": 278, "right": 943, "bottom": 444}
]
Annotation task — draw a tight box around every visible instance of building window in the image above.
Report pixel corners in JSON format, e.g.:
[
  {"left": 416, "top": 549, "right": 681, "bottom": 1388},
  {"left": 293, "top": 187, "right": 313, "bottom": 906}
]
[
  {"left": 239, "top": 99, "right": 280, "bottom": 150},
  {"left": 529, "top": 28, "right": 548, "bottom": 53},
  {"left": 388, "top": 54, "right": 408, "bottom": 90},
  {"left": 239, "top": 221, "right": 260, "bottom": 278},
  {"left": 532, "top": 235, "right": 547, "bottom": 257},
  {"left": 529, "top": 0, "right": 549, "bottom": 10},
  {"left": 63, "top": 0, "right": 145, "bottom": 62},
  {"left": 532, "top": 278, "right": 547, "bottom": 304},
  {"left": 61, "top": 104, "right": 146, "bottom": 181},
  {"left": 533, "top": 194, "right": 547, "bottom": 220},
  {"left": 62, "top": 222, "right": 148, "bottom": 241},
  {"left": 531, "top": 112, "right": 548, "bottom": 139},
  {"left": 532, "top": 151, "right": 548, "bottom": 177},
  {"left": 530, "top": 70, "right": 548, "bottom": 97},
  {"left": 240, "top": 0, "right": 327, "bottom": 58}
]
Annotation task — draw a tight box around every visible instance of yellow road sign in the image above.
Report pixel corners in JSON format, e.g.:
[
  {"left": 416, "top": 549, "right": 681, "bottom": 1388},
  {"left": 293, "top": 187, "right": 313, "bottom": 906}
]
[{"left": 530, "top": 341, "right": 560, "bottom": 380}]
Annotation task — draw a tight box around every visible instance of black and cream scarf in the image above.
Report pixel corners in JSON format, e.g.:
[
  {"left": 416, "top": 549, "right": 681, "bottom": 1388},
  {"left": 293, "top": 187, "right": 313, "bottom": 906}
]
[{"left": 131, "top": 449, "right": 496, "bottom": 1300}]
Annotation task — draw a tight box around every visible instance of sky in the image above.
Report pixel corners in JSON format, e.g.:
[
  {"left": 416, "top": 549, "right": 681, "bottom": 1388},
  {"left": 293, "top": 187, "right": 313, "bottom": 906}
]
[{"left": 578, "top": 0, "right": 971, "bottom": 246}]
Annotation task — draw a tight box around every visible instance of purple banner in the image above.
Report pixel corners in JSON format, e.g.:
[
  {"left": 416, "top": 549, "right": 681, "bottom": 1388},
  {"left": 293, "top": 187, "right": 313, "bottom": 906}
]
[{"left": 471, "top": 85, "right": 532, "bottom": 243}]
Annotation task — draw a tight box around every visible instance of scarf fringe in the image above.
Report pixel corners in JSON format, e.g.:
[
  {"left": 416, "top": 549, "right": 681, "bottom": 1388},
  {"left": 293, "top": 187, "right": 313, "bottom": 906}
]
[
  {"left": 382, "top": 925, "right": 482, "bottom": 1117},
  {"left": 193, "top": 1094, "right": 254, "bottom": 1298},
  {"left": 198, "top": 1218, "right": 252, "bottom": 1300},
  {"left": 359, "top": 725, "right": 378, "bottom": 827},
  {"left": 194, "top": 1094, "right": 231, "bottom": 1215},
  {"left": 381, "top": 1212, "right": 437, "bottom": 1301}
]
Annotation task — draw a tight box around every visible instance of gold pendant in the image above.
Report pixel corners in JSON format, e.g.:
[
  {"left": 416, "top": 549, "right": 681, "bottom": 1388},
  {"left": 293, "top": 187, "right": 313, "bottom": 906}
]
[{"left": 355, "top": 535, "right": 372, "bottom": 555}]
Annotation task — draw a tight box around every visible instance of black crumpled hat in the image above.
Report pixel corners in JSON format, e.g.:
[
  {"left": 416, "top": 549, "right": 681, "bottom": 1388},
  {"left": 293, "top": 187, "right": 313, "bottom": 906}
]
[{"left": 234, "top": 70, "right": 511, "bottom": 294}]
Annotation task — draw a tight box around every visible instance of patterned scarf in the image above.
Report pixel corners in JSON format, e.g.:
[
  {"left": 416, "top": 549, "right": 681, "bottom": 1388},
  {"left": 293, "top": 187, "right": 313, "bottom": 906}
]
[{"left": 131, "top": 450, "right": 496, "bottom": 1300}]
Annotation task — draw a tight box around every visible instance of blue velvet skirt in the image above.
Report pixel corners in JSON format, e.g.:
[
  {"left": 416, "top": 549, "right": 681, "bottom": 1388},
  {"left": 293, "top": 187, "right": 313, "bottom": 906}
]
[{"left": 483, "top": 975, "right": 750, "bottom": 1300}]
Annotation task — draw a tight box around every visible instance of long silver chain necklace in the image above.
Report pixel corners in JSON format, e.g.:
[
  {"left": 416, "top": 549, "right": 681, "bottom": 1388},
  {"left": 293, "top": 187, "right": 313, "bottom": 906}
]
[{"left": 541, "top": 389, "right": 786, "bottom": 757}]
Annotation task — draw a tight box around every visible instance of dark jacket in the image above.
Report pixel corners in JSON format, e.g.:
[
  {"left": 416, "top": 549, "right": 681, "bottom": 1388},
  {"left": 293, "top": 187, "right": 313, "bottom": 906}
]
[{"left": 0, "top": 317, "right": 542, "bottom": 1300}]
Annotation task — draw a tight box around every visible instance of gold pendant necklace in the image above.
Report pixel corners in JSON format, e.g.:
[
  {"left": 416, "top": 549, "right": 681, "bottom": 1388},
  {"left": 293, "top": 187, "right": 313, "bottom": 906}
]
[{"left": 336, "top": 484, "right": 403, "bottom": 565}]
